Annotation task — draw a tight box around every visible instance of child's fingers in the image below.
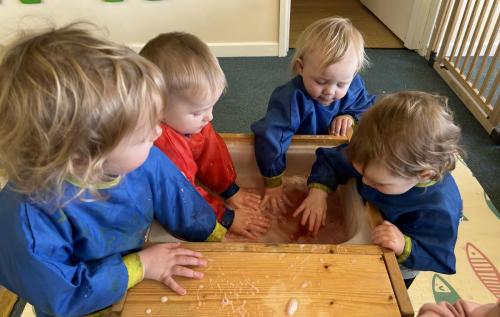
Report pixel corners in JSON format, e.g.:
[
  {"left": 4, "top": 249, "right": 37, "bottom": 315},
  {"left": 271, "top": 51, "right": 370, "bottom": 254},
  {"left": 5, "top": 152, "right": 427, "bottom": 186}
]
[
  {"left": 260, "top": 196, "right": 270, "bottom": 209},
  {"left": 240, "top": 229, "right": 258, "bottom": 240},
  {"left": 247, "top": 192, "right": 262, "bottom": 202},
  {"left": 300, "top": 208, "right": 311, "bottom": 226},
  {"left": 313, "top": 215, "right": 322, "bottom": 235},
  {"left": 158, "top": 242, "right": 181, "bottom": 249},
  {"left": 172, "top": 265, "right": 204, "bottom": 279},
  {"left": 169, "top": 247, "right": 204, "bottom": 259},
  {"left": 270, "top": 198, "right": 279, "bottom": 212},
  {"left": 276, "top": 199, "right": 289, "bottom": 215},
  {"left": 333, "top": 120, "right": 341, "bottom": 135},
  {"left": 252, "top": 215, "right": 271, "bottom": 226},
  {"left": 282, "top": 195, "right": 294, "bottom": 208},
  {"left": 163, "top": 276, "right": 187, "bottom": 296},
  {"left": 248, "top": 223, "right": 269, "bottom": 235},
  {"left": 308, "top": 212, "right": 317, "bottom": 232},
  {"left": 292, "top": 203, "right": 305, "bottom": 218},
  {"left": 174, "top": 255, "right": 207, "bottom": 267},
  {"left": 339, "top": 120, "right": 348, "bottom": 136},
  {"left": 244, "top": 200, "right": 261, "bottom": 212},
  {"left": 322, "top": 211, "right": 327, "bottom": 226}
]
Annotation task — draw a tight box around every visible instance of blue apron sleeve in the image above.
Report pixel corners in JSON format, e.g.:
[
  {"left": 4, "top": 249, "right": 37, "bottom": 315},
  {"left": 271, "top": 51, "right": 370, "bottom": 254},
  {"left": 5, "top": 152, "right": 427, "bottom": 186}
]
[
  {"left": 147, "top": 147, "right": 222, "bottom": 241},
  {"left": 0, "top": 190, "right": 128, "bottom": 316},
  {"left": 398, "top": 208, "right": 460, "bottom": 274},
  {"left": 251, "top": 87, "right": 302, "bottom": 178},
  {"left": 308, "top": 144, "right": 359, "bottom": 191}
]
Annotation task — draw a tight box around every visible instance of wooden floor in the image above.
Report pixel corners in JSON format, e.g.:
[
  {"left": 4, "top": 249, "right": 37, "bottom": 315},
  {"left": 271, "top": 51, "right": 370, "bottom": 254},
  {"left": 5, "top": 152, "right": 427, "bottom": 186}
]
[{"left": 290, "top": 0, "right": 404, "bottom": 48}]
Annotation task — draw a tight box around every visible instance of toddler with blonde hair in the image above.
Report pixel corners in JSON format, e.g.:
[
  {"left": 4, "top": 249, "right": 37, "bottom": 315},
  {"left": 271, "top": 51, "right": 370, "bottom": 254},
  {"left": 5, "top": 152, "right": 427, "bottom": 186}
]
[
  {"left": 297, "top": 91, "right": 463, "bottom": 288},
  {"left": 251, "top": 16, "right": 375, "bottom": 213},
  {"left": 140, "top": 32, "right": 270, "bottom": 240},
  {"left": 0, "top": 24, "right": 228, "bottom": 316}
]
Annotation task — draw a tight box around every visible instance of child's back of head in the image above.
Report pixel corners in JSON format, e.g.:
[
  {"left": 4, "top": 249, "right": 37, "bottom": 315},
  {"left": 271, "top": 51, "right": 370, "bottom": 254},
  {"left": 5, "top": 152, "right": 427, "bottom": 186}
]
[
  {"left": 140, "top": 32, "right": 226, "bottom": 100},
  {"left": 347, "top": 91, "right": 462, "bottom": 181},
  {"left": 0, "top": 23, "right": 165, "bottom": 203},
  {"left": 292, "top": 16, "right": 367, "bottom": 74}
]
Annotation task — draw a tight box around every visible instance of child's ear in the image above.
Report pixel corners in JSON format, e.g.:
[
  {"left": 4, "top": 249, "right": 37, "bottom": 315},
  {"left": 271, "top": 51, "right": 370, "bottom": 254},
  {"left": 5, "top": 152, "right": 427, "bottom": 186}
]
[
  {"left": 295, "top": 58, "right": 304, "bottom": 75},
  {"left": 418, "top": 170, "right": 436, "bottom": 181}
]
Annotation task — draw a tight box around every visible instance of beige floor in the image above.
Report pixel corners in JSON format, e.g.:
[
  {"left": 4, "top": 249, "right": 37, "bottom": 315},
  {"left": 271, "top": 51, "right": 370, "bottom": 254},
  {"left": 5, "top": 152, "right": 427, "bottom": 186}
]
[{"left": 290, "top": 0, "right": 404, "bottom": 48}]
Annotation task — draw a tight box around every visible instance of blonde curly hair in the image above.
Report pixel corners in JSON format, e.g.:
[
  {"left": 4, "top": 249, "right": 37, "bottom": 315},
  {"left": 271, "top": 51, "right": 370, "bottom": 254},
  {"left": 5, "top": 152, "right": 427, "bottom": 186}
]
[
  {"left": 0, "top": 23, "right": 165, "bottom": 203},
  {"left": 291, "top": 16, "right": 368, "bottom": 75}
]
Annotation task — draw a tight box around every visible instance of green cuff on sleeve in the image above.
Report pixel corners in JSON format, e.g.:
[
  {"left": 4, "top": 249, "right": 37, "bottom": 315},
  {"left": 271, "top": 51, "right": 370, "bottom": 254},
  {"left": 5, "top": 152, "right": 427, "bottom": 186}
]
[
  {"left": 206, "top": 222, "right": 227, "bottom": 242},
  {"left": 308, "top": 182, "right": 333, "bottom": 193},
  {"left": 397, "top": 235, "right": 412, "bottom": 263},
  {"left": 263, "top": 172, "right": 284, "bottom": 188},
  {"left": 123, "top": 252, "right": 144, "bottom": 289}
]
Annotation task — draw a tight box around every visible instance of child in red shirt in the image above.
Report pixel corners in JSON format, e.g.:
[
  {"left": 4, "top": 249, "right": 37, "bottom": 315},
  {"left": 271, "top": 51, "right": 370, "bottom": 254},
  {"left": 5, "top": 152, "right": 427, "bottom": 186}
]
[{"left": 141, "top": 32, "right": 270, "bottom": 239}]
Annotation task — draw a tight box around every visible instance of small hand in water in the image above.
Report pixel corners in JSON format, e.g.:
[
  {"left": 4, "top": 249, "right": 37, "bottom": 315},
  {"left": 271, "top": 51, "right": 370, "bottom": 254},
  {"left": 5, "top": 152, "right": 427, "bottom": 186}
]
[
  {"left": 229, "top": 208, "right": 271, "bottom": 240},
  {"left": 225, "top": 188, "right": 261, "bottom": 212},
  {"left": 260, "top": 185, "right": 293, "bottom": 214},
  {"left": 293, "top": 187, "right": 328, "bottom": 236}
]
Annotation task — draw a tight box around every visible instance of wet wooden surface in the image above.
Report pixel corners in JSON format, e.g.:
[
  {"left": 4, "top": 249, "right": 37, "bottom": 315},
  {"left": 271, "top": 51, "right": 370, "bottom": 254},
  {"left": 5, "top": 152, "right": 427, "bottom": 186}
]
[{"left": 117, "top": 243, "right": 402, "bottom": 316}]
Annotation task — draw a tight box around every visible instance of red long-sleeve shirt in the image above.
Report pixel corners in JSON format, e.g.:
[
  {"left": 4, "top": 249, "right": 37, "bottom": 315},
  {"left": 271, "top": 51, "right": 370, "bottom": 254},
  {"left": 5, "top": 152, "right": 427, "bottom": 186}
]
[{"left": 154, "top": 123, "right": 238, "bottom": 220}]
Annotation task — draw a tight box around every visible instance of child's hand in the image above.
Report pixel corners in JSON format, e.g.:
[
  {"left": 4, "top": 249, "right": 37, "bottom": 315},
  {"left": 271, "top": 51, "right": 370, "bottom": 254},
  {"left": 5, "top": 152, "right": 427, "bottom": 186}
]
[
  {"left": 138, "top": 243, "right": 206, "bottom": 295},
  {"left": 230, "top": 208, "right": 271, "bottom": 240},
  {"left": 372, "top": 221, "right": 405, "bottom": 256},
  {"left": 330, "top": 115, "right": 354, "bottom": 136},
  {"left": 225, "top": 189, "right": 261, "bottom": 212},
  {"left": 261, "top": 185, "right": 293, "bottom": 214},
  {"left": 292, "top": 187, "right": 328, "bottom": 235}
]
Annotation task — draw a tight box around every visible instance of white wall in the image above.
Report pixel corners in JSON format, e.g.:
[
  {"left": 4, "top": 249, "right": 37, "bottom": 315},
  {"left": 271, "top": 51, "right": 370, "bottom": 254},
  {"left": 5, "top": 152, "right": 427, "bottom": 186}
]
[{"left": 0, "top": 0, "right": 281, "bottom": 56}]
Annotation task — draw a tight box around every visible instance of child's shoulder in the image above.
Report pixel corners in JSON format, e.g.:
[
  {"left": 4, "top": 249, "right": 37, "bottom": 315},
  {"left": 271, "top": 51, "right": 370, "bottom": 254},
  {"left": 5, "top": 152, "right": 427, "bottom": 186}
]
[{"left": 271, "top": 76, "right": 304, "bottom": 95}]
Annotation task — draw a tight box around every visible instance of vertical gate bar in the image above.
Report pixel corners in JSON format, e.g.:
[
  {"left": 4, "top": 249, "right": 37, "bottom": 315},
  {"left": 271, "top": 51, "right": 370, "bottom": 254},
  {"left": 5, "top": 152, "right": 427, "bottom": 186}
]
[
  {"left": 438, "top": 0, "right": 464, "bottom": 62},
  {"left": 461, "top": 0, "right": 488, "bottom": 76},
  {"left": 455, "top": 0, "right": 480, "bottom": 68},
  {"left": 479, "top": 43, "right": 499, "bottom": 96},
  {"left": 485, "top": 72, "right": 499, "bottom": 106},
  {"left": 426, "top": 0, "right": 452, "bottom": 61},
  {"left": 450, "top": 0, "right": 473, "bottom": 64},
  {"left": 466, "top": 0, "right": 498, "bottom": 82},
  {"left": 474, "top": 16, "right": 499, "bottom": 88}
]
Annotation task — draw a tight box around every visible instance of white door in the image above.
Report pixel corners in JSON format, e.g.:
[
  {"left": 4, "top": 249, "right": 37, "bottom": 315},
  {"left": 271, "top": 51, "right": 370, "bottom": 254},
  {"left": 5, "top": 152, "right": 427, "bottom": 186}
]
[{"left": 361, "top": 0, "right": 441, "bottom": 54}]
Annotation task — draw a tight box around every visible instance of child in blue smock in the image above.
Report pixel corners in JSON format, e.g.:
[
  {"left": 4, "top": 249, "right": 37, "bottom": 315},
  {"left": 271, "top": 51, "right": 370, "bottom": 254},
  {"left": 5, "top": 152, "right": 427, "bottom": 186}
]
[
  {"left": 0, "top": 24, "right": 227, "bottom": 316},
  {"left": 296, "top": 91, "right": 463, "bottom": 288},
  {"left": 251, "top": 17, "right": 375, "bottom": 212}
]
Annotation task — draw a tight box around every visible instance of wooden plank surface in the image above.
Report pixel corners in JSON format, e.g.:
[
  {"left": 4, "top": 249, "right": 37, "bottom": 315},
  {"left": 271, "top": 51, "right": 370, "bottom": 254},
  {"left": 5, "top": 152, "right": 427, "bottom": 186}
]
[
  {"left": 0, "top": 287, "right": 18, "bottom": 317},
  {"left": 119, "top": 244, "right": 400, "bottom": 316}
]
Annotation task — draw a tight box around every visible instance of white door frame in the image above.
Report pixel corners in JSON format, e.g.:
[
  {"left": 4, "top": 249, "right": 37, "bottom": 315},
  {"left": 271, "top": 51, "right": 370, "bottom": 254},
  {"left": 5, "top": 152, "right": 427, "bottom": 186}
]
[
  {"left": 278, "top": 0, "right": 291, "bottom": 57},
  {"left": 405, "top": 0, "right": 442, "bottom": 55}
]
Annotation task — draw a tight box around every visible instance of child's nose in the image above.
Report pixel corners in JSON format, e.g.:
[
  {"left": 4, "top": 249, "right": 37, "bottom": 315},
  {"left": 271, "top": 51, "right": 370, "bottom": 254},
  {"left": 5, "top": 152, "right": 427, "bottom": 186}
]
[{"left": 323, "top": 85, "right": 335, "bottom": 96}]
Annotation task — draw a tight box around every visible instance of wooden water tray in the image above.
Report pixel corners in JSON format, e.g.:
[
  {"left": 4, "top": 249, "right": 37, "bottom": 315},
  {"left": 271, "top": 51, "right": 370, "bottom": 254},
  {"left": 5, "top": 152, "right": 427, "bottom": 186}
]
[{"left": 112, "top": 133, "right": 414, "bottom": 316}]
